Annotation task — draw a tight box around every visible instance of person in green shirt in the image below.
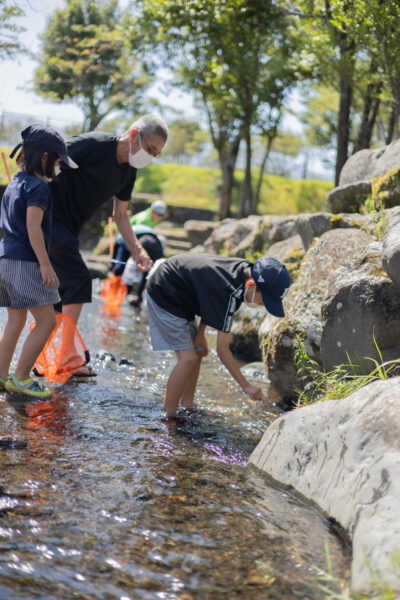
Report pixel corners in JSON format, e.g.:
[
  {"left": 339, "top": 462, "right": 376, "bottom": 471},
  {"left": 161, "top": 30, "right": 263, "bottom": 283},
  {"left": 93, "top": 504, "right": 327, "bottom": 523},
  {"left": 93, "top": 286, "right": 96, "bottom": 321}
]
[{"left": 130, "top": 200, "right": 167, "bottom": 228}]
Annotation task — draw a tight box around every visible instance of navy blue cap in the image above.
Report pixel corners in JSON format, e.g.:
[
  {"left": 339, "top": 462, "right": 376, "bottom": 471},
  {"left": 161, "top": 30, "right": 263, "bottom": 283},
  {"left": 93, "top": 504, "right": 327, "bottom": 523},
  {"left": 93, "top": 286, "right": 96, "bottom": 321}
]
[
  {"left": 10, "top": 124, "right": 78, "bottom": 169},
  {"left": 251, "top": 256, "right": 291, "bottom": 317}
]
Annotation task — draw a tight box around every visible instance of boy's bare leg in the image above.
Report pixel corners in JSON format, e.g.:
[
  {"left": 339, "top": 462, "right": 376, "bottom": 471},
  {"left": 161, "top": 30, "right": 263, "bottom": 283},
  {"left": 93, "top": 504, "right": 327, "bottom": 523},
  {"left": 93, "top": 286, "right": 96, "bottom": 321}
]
[
  {"left": 180, "top": 352, "right": 203, "bottom": 408},
  {"left": 0, "top": 308, "right": 27, "bottom": 380},
  {"left": 164, "top": 348, "right": 199, "bottom": 417},
  {"left": 14, "top": 305, "right": 56, "bottom": 380}
]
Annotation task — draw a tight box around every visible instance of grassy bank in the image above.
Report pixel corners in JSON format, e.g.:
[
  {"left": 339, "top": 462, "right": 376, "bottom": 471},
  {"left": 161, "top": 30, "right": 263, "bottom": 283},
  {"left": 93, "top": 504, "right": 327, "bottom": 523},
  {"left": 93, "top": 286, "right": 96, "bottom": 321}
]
[
  {"left": 1, "top": 151, "right": 333, "bottom": 216},
  {"left": 134, "top": 163, "right": 333, "bottom": 215}
]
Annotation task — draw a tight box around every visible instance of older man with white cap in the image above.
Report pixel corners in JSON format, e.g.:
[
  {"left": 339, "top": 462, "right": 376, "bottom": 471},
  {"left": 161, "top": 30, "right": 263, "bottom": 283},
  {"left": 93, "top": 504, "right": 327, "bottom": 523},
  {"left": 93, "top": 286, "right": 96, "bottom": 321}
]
[{"left": 48, "top": 114, "right": 168, "bottom": 376}]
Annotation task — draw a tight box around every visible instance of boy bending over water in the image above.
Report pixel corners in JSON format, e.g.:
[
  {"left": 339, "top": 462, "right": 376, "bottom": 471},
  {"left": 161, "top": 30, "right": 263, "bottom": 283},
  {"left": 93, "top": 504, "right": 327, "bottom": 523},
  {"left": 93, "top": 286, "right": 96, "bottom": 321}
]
[{"left": 145, "top": 254, "right": 290, "bottom": 418}]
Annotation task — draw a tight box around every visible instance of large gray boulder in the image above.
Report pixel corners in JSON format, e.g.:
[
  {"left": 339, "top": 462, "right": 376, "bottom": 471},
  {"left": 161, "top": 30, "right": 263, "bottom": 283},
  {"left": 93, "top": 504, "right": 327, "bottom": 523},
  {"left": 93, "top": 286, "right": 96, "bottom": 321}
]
[
  {"left": 296, "top": 212, "right": 370, "bottom": 250},
  {"left": 200, "top": 216, "right": 261, "bottom": 255},
  {"left": 295, "top": 212, "right": 333, "bottom": 250},
  {"left": 326, "top": 139, "right": 400, "bottom": 213},
  {"left": 321, "top": 242, "right": 400, "bottom": 372},
  {"left": 340, "top": 139, "right": 400, "bottom": 186},
  {"left": 326, "top": 181, "right": 372, "bottom": 214},
  {"left": 249, "top": 378, "right": 400, "bottom": 595},
  {"left": 382, "top": 207, "right": 400, "bottom": 286},
  {"left": 230, "top": 235, "right": 305, "bottom": 364},
  {"left": 196, "top": 215, "right": 298, "bottom": 257},
  {"left": 265, "top": 234, "right": 305, "bottom": 282},
  {"left": 230, "top": 304, "right": 265, "bottom": 361},
  {"left": 261, "top": 228, "right": 373, "bottom": 400},
  {"left": 184, "top": 220, "right": 218, "bottom": 247}
]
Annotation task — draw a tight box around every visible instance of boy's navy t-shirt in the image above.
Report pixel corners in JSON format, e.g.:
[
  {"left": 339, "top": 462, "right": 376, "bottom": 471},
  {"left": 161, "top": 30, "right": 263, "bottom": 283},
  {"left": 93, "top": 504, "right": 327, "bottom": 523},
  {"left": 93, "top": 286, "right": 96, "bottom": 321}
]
[
  {"left": 0, "top": 172, "right": 53, "bottom": 262},
  {"left": 147, "top": 254, "right": 252, "bottom": 333},
  {"left": 50, "top": 132, "right": 137, "bottom": 235}
]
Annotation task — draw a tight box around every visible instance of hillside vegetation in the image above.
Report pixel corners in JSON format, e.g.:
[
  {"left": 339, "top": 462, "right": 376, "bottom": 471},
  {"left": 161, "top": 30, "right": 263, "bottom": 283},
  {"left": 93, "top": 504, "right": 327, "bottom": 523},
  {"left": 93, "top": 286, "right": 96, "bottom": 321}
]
[
  {"left": 1, "top": 152, "right": 333, "bottom": 216},
  {"left": 135, "top": 163, "right": 333, "bottom": 215}
]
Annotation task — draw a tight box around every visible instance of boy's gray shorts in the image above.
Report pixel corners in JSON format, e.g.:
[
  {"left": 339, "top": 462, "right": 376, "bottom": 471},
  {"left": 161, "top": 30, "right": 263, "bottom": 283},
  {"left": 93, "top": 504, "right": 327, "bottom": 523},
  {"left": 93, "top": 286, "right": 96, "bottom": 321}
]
[
  {"left": 146, "top": 293, "right": 198, "bottom": 351},
  {"left": 0, "top": 258, "right": 60, "bottom": 310}
]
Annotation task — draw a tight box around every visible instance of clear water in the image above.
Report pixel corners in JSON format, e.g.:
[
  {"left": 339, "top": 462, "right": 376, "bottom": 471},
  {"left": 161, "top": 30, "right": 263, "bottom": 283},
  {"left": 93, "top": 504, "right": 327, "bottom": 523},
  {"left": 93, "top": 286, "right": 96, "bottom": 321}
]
[{"left": 0, "top": 289, "right": 351, "bottom": 600}]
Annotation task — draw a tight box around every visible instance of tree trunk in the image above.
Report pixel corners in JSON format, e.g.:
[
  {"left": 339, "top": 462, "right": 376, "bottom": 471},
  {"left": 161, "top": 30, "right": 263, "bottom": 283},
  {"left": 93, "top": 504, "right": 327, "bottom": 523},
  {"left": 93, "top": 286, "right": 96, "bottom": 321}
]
[
  {"left": 386, "top": 101, "right": 400, "bottom": 143},
  {"left": 335, "top": 75, "right": 353, "bottom": 185},
  {"left": 354, "top": 82, "right": 381, "bottom": 153},
  {"left": 217, "top": 136, "right": 241, "bottom": 220},
  {"left": 254, "top": 134, "right": 274, "bottom": 213},
  {"left": 240, "top": 123, "right": 253, "bottom": 217}
]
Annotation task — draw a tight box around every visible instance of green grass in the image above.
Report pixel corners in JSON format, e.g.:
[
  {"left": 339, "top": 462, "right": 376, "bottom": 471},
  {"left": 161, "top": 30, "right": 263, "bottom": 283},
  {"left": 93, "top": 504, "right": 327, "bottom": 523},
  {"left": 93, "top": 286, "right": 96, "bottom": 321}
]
[
  {"left": 293, "top": 334, "right": 400, "bottom": 407},
  {"left": 134, "top": 162, "right": 333, "bottom": 215},
  {"left": 0, "top": 147, "right": 333, "bottom": 216}
]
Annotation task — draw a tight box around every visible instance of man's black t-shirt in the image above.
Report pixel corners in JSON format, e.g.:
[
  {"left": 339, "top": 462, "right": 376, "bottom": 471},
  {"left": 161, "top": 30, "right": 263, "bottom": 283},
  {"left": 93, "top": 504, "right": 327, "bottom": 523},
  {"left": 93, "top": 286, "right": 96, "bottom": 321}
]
[
  {"left": 147, "top": 254, "right": 252, "bottom": 333},
  {"left": 50, "top": 132, "right": 137, "bottom": 234}
]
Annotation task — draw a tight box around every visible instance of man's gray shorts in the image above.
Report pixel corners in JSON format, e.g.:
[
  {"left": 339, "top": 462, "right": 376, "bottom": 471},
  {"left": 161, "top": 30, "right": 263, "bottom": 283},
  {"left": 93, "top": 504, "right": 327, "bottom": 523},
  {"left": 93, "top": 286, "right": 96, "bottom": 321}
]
[{"left": 146, "top": 293, "right": 198, "bottom": 351}]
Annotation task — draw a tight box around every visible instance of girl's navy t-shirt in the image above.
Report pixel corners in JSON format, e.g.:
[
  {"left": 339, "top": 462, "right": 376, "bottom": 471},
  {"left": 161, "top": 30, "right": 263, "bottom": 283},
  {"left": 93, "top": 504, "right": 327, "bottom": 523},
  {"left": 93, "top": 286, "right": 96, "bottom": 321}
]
[
  {"left": 146, "top": 254, "right": 251, "bottom": 332},
  {"left": 0, "top": 172, "right": 53, "bottom": 262}
]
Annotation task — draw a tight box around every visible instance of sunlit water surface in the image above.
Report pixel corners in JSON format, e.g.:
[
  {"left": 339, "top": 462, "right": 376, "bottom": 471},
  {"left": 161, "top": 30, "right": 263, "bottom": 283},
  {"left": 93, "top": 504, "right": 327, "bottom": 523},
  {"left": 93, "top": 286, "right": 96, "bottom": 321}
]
[{"left": 0, "top": 288, "right": 351, "bottom": 599}]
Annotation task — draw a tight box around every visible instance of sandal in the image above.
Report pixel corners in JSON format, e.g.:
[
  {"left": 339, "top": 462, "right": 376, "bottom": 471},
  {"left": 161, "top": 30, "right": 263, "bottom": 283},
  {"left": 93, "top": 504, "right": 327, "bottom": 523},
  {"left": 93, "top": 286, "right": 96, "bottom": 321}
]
[{"left": 72, "top": 365, "right": 97, "bottom": 377}]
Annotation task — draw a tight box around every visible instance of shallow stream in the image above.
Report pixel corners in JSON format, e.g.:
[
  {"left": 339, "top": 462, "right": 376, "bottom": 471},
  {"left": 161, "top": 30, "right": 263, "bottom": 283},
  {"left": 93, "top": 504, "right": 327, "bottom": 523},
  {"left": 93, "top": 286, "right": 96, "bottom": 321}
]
[{"left": 0, "top": 290, "right": 351, "bottom": 599}]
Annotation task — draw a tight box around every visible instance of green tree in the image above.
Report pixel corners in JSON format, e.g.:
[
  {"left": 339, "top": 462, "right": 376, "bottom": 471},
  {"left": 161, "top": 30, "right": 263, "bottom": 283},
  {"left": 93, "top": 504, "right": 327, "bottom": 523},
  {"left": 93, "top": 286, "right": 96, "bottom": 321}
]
[
  {"left": 138, "top": 0, "right": 302, "bottom": 218},
  {"left": 0, "top": 0, "right": 24, "bottom": 58},
  {"left": 280, "top": 0, "right": 361, "bottom": 185},
  {"left": 34, "top": 0, "right": 151, "bottom": 131},
  {"left": 353, "top": 0, "right": 400, "bottom": 143},
  {"left": 164, "top": 118, "right": 208, "bottom": 163}
]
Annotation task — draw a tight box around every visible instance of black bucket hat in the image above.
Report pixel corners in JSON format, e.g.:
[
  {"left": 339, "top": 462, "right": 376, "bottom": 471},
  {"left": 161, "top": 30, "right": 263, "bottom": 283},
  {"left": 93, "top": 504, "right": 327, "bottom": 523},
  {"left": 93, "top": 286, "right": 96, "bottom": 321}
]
[{"left": 10, "top": 124, "right": 78, "bottom": 169}]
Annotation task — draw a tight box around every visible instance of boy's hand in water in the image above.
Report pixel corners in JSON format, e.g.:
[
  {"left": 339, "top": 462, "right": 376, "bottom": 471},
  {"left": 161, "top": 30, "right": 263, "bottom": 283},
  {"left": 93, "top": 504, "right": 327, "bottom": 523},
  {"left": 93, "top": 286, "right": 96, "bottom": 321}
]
[
  {"left": 40, "top": 263, "right": 59, "bottom": 288},
  {"left": 194, "top": 333, "right": 208, "bottom": 357},
  {"left": 243, "top": 383, "right": 265, "bottom": 402}
]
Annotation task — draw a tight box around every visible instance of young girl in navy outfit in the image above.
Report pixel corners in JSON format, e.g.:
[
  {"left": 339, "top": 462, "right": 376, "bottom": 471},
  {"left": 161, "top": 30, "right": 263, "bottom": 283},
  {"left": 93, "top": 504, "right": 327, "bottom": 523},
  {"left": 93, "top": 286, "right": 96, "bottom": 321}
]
[{"left": 0, "top": 124, "right": 78, "bottom": 397}]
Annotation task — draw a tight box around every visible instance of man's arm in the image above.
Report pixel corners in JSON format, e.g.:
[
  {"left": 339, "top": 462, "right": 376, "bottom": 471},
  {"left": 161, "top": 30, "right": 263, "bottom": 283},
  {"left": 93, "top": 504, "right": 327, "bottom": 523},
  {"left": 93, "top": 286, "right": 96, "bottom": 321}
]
[
  {"left": 216, "top": 330, "right": 264, "bottom": 401},
  {"left": 113, "top": 197, "right": 152, "bottom": 272}
]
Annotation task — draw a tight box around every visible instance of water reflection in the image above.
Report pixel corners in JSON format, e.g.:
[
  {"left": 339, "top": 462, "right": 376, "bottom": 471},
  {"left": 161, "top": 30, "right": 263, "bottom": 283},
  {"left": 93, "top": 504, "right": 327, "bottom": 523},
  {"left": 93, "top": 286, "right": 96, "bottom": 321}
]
[{"left": 0, "top": 294, "right": 350, "bottom": 599}]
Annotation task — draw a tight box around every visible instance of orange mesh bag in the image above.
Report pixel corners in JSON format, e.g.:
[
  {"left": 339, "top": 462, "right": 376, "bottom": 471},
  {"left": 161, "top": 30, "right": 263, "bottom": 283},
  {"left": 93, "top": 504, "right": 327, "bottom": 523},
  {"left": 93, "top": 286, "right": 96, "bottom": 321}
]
[
  {"left": 30, "top": 313, "right": 88, "bottom": 383},
  {"left": 100, "top": 274, "right": 127, "bottom": 311}
]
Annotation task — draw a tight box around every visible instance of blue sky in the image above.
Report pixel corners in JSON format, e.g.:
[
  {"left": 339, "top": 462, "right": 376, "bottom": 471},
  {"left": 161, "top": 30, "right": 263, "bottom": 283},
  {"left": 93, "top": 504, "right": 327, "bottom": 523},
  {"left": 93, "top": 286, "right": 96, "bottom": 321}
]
[{"left": 0, "top": 1, "right": 83, "bottom": 125}]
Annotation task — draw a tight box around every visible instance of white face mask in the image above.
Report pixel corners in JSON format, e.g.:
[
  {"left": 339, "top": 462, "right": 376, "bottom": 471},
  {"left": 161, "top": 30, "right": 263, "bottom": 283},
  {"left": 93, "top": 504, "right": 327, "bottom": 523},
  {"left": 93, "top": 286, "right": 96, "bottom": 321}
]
[
  {"left": 244, "top": 286, "right": 258, "bottom": 309},
  {"left": 54, "top": 165, "right": 62, "bottom": 177},
  {"left": 128, "top": 133, "right": 154, "bottom": 169}
]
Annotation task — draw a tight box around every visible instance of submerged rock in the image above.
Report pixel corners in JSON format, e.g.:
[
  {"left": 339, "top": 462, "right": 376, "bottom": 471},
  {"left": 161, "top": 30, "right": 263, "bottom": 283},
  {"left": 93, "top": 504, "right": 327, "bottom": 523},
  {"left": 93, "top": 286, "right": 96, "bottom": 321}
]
[
  {"left": 249, "top": 377, "right": 400, "bottom": 595},
  {"left": 96, "top": 350, "right": 116, "bottom": 362}
]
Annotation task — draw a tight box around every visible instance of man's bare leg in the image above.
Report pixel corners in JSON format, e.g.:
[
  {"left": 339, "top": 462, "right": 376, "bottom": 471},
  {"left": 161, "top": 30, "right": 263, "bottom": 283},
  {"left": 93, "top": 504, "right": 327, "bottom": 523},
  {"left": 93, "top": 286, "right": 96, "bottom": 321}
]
[
  {"left": 61, "top": 303, "right": 96, "bottom": 376},
  {"left": 62, "top": 303, "right": 83, "bottom": 324}
]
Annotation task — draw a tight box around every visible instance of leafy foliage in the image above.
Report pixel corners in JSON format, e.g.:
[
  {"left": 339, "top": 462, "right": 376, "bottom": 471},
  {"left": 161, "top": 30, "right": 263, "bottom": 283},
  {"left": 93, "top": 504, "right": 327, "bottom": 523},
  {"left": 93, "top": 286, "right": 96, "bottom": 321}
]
[
  {"left": 162, "top": 119, "right": 208, "bottom": 163},
  {"left": 34, "top": 0, "right": 151, "bottom": 131},
  {"left": 0, "top": 0, "right": 24, "bottom": 58},
  {"left": 138, "top": 0, "right": 304, "bottom": 217},
  {"left": 131, "top": 162, "right": 331, "bottom": 214},
  {"left": 293, "top": 333, "right": 400, "bottom": 406}
]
